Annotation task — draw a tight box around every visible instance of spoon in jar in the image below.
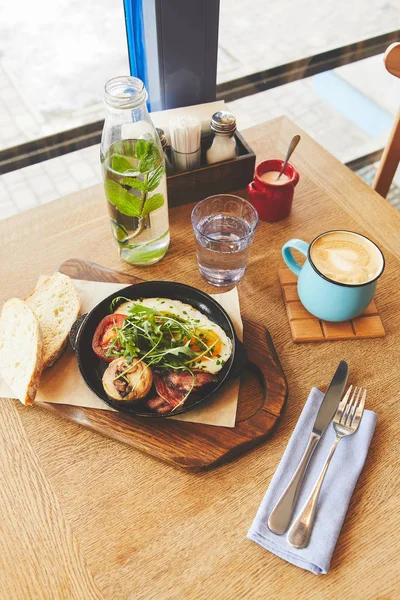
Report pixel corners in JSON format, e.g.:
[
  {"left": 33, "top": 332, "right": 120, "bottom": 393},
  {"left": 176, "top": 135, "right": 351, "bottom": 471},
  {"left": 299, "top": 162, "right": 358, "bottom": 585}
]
[{"left": 276, "top": 134, "right": 301, "bottom": 180}]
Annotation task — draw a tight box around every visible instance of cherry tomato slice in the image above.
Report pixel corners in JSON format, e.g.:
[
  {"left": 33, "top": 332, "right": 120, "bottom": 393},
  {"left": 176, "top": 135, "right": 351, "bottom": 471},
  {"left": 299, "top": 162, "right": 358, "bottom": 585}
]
[{"left": 92, "top": 313, "right": 126, "bottom": 362}]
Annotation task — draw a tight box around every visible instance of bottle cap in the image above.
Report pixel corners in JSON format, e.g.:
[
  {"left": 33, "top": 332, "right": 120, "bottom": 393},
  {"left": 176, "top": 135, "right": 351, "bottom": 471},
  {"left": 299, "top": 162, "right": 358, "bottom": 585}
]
[{"left": 210, "top": 111, "right": 237, "bottom": 134}]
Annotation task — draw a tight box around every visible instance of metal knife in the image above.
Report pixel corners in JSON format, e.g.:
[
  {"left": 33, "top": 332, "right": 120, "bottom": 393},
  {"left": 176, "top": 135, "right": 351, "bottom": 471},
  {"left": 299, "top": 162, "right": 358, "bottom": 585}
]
[{"left": 267, "top": 360, "right": 348, "bottom": 535}]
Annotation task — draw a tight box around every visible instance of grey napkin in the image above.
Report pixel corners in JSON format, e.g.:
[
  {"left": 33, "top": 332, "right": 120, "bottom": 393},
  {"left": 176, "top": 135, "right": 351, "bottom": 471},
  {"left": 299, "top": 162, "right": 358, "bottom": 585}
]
[{"left": 247, "top": 387, "right": 377, "bottom": 575}]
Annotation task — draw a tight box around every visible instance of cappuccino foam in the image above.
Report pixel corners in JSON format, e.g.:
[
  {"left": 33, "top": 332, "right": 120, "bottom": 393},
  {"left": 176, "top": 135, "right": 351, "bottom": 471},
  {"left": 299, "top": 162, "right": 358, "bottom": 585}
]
[{"left": 310, "top": 232, "right": 382, "bottom": 284}]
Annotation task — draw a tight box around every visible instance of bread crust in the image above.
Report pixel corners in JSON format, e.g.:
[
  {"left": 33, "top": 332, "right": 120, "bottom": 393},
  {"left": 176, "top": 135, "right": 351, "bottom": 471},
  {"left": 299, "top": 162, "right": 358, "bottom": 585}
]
[
  {"left": 44, "top": 337, "right": 68, "bottom": 369},
  {"left": 25, "top": 325, "right": 44, "bottom": 405}
]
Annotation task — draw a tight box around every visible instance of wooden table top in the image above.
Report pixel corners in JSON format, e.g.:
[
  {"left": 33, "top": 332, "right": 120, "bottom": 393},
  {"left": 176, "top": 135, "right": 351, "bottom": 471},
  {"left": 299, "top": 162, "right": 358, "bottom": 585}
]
[{"left": 1, "top": 116, "right": 399, "bottom": 599}]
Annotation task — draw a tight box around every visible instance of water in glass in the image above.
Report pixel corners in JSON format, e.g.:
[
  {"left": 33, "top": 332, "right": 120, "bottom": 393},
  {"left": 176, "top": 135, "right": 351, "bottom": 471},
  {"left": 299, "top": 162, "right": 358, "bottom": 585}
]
[{"left": 192, "top": 195, "right": 258, "bottom": 286}]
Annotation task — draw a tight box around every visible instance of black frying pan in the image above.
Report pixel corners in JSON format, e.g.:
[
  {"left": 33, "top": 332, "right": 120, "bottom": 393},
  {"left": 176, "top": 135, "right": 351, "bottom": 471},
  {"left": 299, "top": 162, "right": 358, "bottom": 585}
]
[{"left": 69, "top": 280, "right": 247, "bottom": 417}]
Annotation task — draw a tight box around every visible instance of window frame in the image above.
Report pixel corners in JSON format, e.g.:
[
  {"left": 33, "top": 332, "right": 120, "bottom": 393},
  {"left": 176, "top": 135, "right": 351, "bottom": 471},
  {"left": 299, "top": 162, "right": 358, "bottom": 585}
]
[{"left": 0, "top": 8, "right": 398, "bottom": 175}]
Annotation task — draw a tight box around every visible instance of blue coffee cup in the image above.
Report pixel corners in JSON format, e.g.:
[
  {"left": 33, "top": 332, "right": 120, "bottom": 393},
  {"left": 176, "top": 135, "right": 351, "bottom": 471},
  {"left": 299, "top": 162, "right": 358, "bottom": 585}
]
[{"left": 282, "top": 230, "right": 385, "bottom": 322}]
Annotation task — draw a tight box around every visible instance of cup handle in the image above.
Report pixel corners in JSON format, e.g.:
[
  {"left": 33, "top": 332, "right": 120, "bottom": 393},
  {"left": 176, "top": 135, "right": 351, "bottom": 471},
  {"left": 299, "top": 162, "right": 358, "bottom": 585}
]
[
  {"left": 282, "top": 239, "right": 309, "bottom": 277},
  {"left": 247, "top": 181, "right": 264, "bottom": 201}
]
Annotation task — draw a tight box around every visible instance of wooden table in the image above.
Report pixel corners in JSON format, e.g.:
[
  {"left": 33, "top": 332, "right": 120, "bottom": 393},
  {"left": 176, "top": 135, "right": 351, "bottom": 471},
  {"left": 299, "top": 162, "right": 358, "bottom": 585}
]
[{"left": 1, "top": 116, "right": 399, "bottom": 599}]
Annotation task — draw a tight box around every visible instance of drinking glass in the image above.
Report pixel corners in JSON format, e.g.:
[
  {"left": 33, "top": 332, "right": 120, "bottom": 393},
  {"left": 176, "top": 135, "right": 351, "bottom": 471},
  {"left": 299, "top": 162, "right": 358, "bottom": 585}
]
[{"left": 191, "top": 194, "right": 259, "bottom": 286}]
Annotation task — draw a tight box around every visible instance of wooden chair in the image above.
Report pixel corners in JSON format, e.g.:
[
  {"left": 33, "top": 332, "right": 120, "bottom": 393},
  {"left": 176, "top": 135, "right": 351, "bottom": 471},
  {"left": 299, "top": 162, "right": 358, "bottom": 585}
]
[{"left": 373, "top": 42, "right": 400, "bottom": 198}]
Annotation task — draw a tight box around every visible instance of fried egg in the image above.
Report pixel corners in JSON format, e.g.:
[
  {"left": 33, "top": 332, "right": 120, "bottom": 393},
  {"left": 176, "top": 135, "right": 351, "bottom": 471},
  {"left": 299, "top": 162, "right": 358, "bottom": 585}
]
[{"left": 115, "top": 298, "right": 232, "bottom": 374}]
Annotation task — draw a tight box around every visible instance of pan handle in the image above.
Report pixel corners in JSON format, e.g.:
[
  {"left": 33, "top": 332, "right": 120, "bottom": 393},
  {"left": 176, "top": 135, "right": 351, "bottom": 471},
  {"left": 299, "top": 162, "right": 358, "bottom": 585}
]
[{"left": 69, "top": 313, "right": 88, "bottom": 352}]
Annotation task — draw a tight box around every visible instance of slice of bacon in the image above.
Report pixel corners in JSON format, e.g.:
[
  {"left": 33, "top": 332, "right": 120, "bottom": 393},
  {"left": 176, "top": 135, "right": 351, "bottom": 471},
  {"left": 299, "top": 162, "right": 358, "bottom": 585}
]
[
  {"left": 147, "top": 396, "right": 174, "bottom": 414},
  {"left": 153, "top": 371, "right": 184, "bottom": 407},
  {"left": 167, "top": 370, "right": 216, "bottom": 392},
  {"left": 147, "top": 370, "right": 216, "bottom": 413}
]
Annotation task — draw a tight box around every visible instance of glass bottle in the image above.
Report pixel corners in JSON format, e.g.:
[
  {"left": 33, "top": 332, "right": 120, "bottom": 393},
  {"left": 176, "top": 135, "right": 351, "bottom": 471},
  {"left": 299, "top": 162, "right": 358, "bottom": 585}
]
[
  {"left": 101, "top": 76, "right": 169, "bottom": 266},
  {"left": 206, "top": 111, "right": 237, "bottom": 165}
]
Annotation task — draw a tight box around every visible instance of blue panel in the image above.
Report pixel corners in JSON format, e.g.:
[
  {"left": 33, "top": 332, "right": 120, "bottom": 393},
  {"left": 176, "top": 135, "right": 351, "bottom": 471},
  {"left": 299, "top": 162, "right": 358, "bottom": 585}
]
[
  {"left": 311, "top": 71, "right": 392, "bottom": 137},
  {"left": 123, "top": 0, "right": 150, "bottom": 106}
]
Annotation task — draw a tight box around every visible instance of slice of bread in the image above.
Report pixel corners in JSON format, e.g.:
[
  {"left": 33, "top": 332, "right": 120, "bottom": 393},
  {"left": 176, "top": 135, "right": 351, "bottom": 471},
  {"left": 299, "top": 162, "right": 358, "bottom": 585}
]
[
  {"left": 26, "top": 272, "right": 80, "bottom": 368},
  {"left": 0, "top": 298, "right": 43, "bottom": 405}
]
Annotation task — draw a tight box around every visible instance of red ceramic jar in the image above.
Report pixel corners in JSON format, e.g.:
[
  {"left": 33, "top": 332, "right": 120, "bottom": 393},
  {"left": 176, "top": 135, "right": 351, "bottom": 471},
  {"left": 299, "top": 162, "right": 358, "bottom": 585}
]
[{"left": 247, "top": 159, "right": 299, "bottom": 222}]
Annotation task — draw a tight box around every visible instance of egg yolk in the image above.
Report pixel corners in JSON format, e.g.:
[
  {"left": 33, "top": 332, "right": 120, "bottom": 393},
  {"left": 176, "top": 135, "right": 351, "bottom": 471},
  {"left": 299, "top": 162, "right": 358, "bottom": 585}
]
[{"left": 190, "top": 329, "right": 222, "bottom": 358}]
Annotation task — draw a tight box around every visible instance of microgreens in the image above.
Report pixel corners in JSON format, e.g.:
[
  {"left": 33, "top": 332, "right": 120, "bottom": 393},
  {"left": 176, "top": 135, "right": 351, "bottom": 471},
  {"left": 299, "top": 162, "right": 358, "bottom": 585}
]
[{"left": 107, "top": 299, "right": 219, "bottom": 376}]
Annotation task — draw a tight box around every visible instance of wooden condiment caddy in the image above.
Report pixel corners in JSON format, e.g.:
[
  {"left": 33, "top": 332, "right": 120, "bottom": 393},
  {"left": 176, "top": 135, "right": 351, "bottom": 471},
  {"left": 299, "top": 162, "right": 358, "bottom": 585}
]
[{"left": 166, "top": 131, "right": 256, "bottom": 207}]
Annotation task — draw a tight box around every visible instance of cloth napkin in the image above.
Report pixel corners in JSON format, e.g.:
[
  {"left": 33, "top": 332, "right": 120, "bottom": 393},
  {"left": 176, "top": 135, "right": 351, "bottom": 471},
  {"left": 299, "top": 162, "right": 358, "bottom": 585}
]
[{"left": 247, "top": 387, "right": 377, "bottom": 575}]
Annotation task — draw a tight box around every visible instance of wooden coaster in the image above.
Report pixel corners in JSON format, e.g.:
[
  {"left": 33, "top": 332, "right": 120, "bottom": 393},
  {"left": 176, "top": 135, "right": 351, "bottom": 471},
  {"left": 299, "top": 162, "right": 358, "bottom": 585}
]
[{"left": 279, "top": 269, "right": 385, "bottom": 342}]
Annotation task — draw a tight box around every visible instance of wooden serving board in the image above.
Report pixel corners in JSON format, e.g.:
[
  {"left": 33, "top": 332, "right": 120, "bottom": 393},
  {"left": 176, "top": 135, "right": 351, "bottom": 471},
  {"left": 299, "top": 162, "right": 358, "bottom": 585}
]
[{"left": 40, "top": 259, "right": 288, "bottom": 471}]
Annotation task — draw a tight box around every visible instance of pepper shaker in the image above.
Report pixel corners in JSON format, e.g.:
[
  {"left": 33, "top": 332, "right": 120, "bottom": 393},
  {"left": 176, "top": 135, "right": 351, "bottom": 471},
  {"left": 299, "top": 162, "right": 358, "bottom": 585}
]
[
  {"left": 156, "top": 128, "right": 173, "bottom": 175},
  {"left": 206, "top": 111, "right": 237, "bottom": 165}
]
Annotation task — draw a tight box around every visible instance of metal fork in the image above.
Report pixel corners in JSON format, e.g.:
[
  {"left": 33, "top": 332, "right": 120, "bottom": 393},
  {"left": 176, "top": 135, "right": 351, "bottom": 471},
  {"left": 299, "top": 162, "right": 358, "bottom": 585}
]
[{"left": 287, "top": 385, "right": 366, "bottom": 549}]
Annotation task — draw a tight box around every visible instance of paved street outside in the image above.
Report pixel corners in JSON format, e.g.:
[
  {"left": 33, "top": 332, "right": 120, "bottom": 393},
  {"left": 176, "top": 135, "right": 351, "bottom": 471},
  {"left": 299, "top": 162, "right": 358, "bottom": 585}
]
[
  {"left": 0, "top": 145, "right": 101, "bottom": 220},
  {"left": 0, "top": 0, "right": 399, "bottom": 219},
  {"left": 218, "top": 0, "right": 399, "bottom": 83}
]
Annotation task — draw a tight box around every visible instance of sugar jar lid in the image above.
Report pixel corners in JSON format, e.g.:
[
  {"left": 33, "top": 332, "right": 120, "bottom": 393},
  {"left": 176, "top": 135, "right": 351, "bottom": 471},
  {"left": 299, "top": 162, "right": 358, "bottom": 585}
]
[{"left": 210, "top": 111, "right": 237, "bottom": 134}]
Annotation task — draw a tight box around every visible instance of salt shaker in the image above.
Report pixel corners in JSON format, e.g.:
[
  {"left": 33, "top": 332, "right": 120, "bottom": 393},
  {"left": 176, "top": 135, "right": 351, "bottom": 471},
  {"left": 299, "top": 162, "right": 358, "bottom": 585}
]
[{"left": 206, "top": 111, "right": 237, "bottom": 164}]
